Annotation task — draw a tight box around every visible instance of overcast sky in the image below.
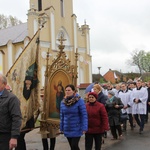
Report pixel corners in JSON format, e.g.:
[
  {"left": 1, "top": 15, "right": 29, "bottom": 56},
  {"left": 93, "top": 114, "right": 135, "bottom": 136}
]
[{"left": 1, "top": 0, "right": 150, "bottom": 75}]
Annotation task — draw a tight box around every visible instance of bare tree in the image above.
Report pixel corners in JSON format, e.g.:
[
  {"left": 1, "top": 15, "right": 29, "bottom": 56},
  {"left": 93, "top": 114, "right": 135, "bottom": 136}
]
[
  {"left": 141, "top": 52, "right": 150, "bottom": 72},
  {"left": 127, "top": 50, "right": 145, "bottom": 75},
  {"left": 0, "top": 14, "right": 22, "bottom": 29},
  {"left": 127, "top": 49, "right": 150, "bottom": 74},
  {"left": 0, "top": 14, "right": 8, "bottom": 29}
]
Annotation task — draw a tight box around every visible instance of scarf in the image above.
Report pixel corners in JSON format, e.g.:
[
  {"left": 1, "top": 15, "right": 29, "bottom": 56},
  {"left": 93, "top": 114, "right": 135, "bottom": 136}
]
[
  {"left": 109, "top": 96, "right": 114, "bottom": 103},
  {"left": 63, "top": 95, "right": 80, "bottom": 106}
]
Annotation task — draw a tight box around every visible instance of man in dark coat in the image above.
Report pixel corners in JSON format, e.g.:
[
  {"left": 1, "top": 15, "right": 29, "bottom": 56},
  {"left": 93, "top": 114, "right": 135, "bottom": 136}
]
[{"left": 0, "top": 74, "right": 22, "bottom": 150}]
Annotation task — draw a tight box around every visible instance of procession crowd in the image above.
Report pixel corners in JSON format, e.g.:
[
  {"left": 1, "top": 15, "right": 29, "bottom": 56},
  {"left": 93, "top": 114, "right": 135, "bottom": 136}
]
[
  {"left": 58, "top": 79, "right": 150, "bottom": 150},
  {"left": 0, "top": 72, "right": 150, "bottom": 150}
]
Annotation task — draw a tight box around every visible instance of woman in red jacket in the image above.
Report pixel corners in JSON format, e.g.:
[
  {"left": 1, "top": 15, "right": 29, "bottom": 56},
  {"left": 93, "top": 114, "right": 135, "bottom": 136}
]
[{"left": 85, "top": 92, "right": 109, "bottom": 150}]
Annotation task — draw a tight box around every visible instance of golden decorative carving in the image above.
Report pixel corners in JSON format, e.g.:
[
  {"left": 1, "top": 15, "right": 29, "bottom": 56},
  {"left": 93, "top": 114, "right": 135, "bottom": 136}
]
[{"left": 39, "top": 33, "right": 78, "bottom": 132}]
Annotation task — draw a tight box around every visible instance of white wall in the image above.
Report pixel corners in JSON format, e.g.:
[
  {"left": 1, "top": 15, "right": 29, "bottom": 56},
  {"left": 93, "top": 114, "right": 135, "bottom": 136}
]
[
  {"left": 86, "top": 32, "right": 90, "bottom": 55},
  {"left": 88, "top": 61, "right": 92, "bottom": 83},
  {"left": 41, "top": 65, "right": 46, "bottom": 87},
  {"left": 0, "top": 52, "right": 3, "bottom": 73},
  {"left": 73, "top": 18, "right": 77, "bottom": 53},
  {"left": 34, "top": 19, "right": 38, "bottom": 34},
  {"left": 79, "top": 67, "right": 84, "bottom": 84},
  {"left": 50, "top": 12, "right": 55, "bottom": 50},
  {"left": 7, "top": 43, "right": 13, "bottom": 70},
  {"left": 15, "top": 47, "right": 23, "bottom": 60}
]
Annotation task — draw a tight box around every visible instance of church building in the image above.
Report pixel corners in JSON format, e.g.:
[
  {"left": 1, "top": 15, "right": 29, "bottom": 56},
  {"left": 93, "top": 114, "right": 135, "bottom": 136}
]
[{"left": 0, "top": 0, "right": 92, "bottom": 87}]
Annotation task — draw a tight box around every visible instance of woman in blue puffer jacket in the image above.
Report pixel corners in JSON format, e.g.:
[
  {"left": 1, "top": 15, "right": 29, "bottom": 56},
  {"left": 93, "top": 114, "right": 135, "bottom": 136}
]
[{"left": 60, "top": 84, "right": 88, "bottom": 150}]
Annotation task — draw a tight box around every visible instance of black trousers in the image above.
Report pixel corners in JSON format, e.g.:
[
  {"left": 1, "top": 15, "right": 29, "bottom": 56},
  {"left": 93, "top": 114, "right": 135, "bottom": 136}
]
[
  {"left": 121, "top": 114, "right": 133, "bottom": 130},
  {"left": 15, "top": 132, "right": 26, "bottom": 150},
  {"left": 42, "top": 138, "right": 56, "bottom": 150},
  {"left": 15, "top": 116, "right": 34, "bottom": 150},
  {"left": 128, "top": 114, "right": 134, "bottom": 127},
  {"left": 110, "top": 125, "right": 122, "bottom": 139},
  {"left": 67, "top": 137, "right": 81, "bottom": 150},
  {"left": 85, "top": 133, "right": 102, "bottom": 150},
  {"left": 145, "top": 103, "right": 149, "bottom": 122},
  {"left": 0, "top": 133, "right": 11, "bottom": 150}
]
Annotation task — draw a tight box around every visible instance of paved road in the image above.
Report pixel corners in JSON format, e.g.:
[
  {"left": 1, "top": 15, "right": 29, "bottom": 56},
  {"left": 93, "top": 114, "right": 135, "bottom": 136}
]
[
  {"left": 25, "top": 129, "right": 118, "bottom": 150},
  {"left": 105, "top": 122, "right": 150, "bottom": 150},
  {"left": 25, "top": 121, "right": 150, "bottom": 150}
]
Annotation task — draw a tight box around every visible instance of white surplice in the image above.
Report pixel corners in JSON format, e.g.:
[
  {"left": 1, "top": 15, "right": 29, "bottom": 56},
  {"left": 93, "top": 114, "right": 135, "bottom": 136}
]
[
  {"left": 118, "top": 89, "right": 132, "bottom": 114},
  {"left": 130, "top": 87, "right": 148, "bottom": 114}
]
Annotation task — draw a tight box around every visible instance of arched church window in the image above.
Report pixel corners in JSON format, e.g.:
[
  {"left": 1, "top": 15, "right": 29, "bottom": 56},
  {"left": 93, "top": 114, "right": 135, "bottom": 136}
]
[{"left": 38, "top": 0, "right": 42, "bottom": 11}]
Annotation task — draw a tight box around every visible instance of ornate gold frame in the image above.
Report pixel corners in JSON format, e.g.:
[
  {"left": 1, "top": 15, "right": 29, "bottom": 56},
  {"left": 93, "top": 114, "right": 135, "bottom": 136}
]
[{"left": 39, "top": 35, "right": 78, "bottom": 134}]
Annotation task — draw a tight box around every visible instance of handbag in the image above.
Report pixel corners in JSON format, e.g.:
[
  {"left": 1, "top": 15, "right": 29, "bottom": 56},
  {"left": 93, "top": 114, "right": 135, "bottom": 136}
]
[{"left": 120, "top": 112, "right": 129, "bottom": 122}]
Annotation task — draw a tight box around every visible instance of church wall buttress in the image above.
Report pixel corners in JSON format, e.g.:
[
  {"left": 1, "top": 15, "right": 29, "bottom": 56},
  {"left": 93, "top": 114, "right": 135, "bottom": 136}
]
[
  {"left": 7, "top": 43, "right": 13, "bottom": 70},
  {"left": 0, "top": 52, "right": 3, "bottom": 73},
  {"left": 50, "top": 12, "right": 56, "bottom": 50}
]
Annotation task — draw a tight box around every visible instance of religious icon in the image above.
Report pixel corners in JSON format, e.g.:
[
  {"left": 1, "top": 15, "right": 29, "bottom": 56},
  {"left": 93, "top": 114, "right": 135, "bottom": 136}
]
[{"left": 54, "top": 80, "right": 65, "bottom": 112}]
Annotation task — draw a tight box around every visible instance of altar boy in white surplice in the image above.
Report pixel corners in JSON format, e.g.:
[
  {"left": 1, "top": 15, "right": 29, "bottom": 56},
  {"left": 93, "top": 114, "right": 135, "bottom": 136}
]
[
  {"left": 118, "top": 83, "right": 134, "bottom": 131},
  {"left": 130, "top": 80, "right": 148, "bottom": 134}
]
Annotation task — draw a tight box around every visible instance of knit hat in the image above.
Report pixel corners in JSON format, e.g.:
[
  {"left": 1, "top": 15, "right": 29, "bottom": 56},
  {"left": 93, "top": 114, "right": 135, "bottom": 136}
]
[
  {"left": 108, "top": 90, "right": 115, "bottom": 96},
  {"left": 88, "top": 92, "right": 98, "bottom": 99}
]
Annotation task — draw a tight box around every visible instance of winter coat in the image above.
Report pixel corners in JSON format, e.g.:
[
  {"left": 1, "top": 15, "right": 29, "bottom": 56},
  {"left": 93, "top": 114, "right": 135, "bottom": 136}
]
[
  {"left": 105, "top": 96, "right": 124, "bottom": 126},
  {"left": 97, "top": 91, "right": 107, "bottom": 105},
  {"left": 0, "top": 89, "right": 22, "bottom": 138},
  {"left": 148, "top": 87, "right": 150, "bottom": 103},
  {"left": 147, "top": 87, "right": 150, "bottom": 112},
  {"left": 60, "top": 94, "right": 88, "bottom": 137},
  {"left": 86, "top": 101, "right": 109, "bottom": 134}
]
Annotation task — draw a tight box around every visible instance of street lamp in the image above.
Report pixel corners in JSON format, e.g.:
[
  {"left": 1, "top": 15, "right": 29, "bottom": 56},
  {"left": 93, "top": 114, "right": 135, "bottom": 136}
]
[
  {"left": 97, "top": 67, "right": 101, "bottom": 75},
  {"left": 97, "top": 67, "right": 101, "bottom": 83}
]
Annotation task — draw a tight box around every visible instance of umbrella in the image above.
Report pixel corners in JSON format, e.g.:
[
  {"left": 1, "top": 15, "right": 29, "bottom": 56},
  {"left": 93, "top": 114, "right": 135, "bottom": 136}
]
[{"left": 85, "top": 83, "right": 95, "bottom": 94}]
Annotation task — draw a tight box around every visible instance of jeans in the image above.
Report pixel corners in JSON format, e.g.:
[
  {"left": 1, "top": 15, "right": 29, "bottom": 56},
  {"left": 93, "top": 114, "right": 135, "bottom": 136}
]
[{"left": 134, "top": 114, "right": 145, "bottom": 131}]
